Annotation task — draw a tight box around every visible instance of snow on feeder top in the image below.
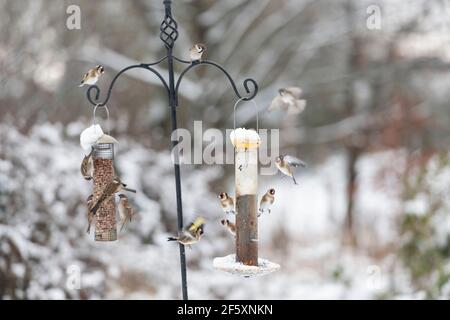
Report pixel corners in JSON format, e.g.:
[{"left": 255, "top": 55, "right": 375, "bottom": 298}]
[
  {"left": 230, "top": 128, "right": 260, "bottom": 197},
  {"left": 230, "top": 128, "right": 261, "bottom": 150}
]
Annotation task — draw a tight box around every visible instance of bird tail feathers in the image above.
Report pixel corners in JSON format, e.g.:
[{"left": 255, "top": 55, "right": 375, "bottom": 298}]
[{"left": 90, "top": 202, "right": 100, "bottom": 215}]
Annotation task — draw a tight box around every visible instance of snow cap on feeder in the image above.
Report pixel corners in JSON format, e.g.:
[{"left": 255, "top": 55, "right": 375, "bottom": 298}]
[
  {"left": 80, "top": 124, "right": 119, "bottom": 156},
  {"left": 80, "top": 124, "right": 104, "bottom": 155},
  {"left": 230, "top": 128, "right": 261, "bottom": 150}
]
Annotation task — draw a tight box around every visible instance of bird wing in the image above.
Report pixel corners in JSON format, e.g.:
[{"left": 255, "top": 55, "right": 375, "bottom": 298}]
[
  {"left": 125, "top": 200, "right": 134, "bottom": 221},
  {"left": 88, "top": 68, "right": 97, "bottom": 77},
  {"left": 285, "top": 155, "right": 307, "bottom": 168},
  {"left": 179, "top": 231, "right": 197, "bottom": 242},
  {"left": 287, "top": 99, "right": 307, "bottom": 115},
  {"left": 80, "top": 156, "right": 88, "bottom": 176},
  {"left": 81, "top": 72, "right": 89, "bottom": 82},
  {"left": 268, "top": 96, "right": 286, "bottom": 112},
  {"left": 187, "top": 217, "right": 205, "bottom": 232},
  {"left": 285, "top": 87, "right": 303, "bottom": 99},
  {"left": 91, "top": 182, "right": 116, "bottom": 213}
]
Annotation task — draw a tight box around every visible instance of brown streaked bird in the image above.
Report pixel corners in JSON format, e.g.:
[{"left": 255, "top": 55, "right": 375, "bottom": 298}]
[
  {"left": 80, "top": 149, "right": 94, "bottom": 181},
  {"left": 189, "top": 43, "right": 206, "bottom": 62},
  {"left": 218, "top": 192, "right": 235, "bottom": 215},
  {"left": 79, "top": 65, "right": 105, "bottom": 87},
  {"left": 275, "top": 155, "right": 307, "bottom": 185},
  {"left": 221, "top": 219, "right": 236, "bottom": 237},
  {"left": 268, "top": 86, "right": 306, "bottom": 115},
  {"left": 258, "top": 188, "right": 275, "bottom": 217},
  {"left": 86, "top": 194, "right": 95, "bottom": 234},
  {"left": 168, "top": 217, "right": 205, "bottom": 246},
  {"left": 90, "top": 176, "right": 136, "bottom": 215},
  {"left": 118, "top": 194, "right": 136, "bottom": 232}
]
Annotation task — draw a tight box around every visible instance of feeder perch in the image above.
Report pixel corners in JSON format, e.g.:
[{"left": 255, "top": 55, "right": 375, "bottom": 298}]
[
  {"left": 213, "top": 254, "right": 280, "bottom": 278},
  {"left": 93, "top": 139, "right": 118, "bottom": 241}
]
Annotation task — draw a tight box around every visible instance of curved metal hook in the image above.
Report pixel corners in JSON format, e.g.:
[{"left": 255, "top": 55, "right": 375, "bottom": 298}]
[
  {"left": 175, "top": 60, "right": 258, "bottom": 104},
  {"left": 233, "top": 98, "right": 259, "bottom": 132},
  {"left": 86, "top": 64, "right": 170, "bottom": 106},
  {"left": 93, "top": 104, "right": 111, "bottom": 135}
]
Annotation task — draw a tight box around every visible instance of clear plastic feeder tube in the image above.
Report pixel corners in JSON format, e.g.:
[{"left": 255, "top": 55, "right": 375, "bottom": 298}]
[{"left": 230, "top": 128, "right": 260, "bottom": 266}]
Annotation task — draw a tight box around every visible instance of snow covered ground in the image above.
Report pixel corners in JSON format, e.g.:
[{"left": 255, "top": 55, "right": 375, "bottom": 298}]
[{"left": 0, "top": 122, "right": 424, "bottom": 299}]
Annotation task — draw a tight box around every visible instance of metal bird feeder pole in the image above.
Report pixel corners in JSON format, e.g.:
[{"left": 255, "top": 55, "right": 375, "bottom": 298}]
[{"left": 84, "top": 0, "right": 258, "bottom": 300}]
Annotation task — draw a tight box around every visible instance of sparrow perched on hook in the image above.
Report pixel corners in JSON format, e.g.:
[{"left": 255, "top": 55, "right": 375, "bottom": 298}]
[
  {"left": 86, "top": 194, "right": 95, "bottom": 234},
  {"left": 168, "top": 217, "right": 205, "bottom": 246},
  {"left": 79, "top": 65, "right": 105, "bottom": 87},
  {"left": 189, "top": 43, "right": 206, "bottom": 63},
  {"left": 221, "top": 219, "right": 236, "bottom": 237},
  {"left": 268, "top": 86, "right": 306, "bottom": 115},
  {"left": 218, "top": 192, "right": 235, "bottom": 215},
  {"left": 80, "top": 149, "right": 94, "bottom": 181},
  {"left": 275, "top": 155, "right": 307, "bottom": 185},
  {"left": 118, "top": 194, "right": 136, "bottom": 232},
  {"left": 258, "top": 188, "right": 275, "bottom": 217},
  {"left": 90, "top": 176, "right": 137, "bottom": 215}
]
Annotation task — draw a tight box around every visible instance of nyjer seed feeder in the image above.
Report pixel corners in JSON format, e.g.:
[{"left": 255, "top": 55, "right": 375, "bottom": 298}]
[
  {"left": 92, "top": 105, "right": 119, "bottom": 242},
  {"left": 213, "top": 99, "right": 280, "bottom": 277}
]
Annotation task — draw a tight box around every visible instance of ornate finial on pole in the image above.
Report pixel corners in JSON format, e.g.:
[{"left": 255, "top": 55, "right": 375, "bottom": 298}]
[{"left": 160, "top": 0, "right": 178, "bottom": 49}]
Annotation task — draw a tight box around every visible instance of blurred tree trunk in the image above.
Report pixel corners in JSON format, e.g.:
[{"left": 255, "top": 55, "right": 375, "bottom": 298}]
[
  {"left": 344, "top": 145, "right": 360, "bottom": 246},
  {"left": 342, "top": 0, "right": 362, "bottom": 247}
]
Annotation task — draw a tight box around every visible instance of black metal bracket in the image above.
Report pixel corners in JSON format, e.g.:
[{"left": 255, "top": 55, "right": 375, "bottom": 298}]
[
  {"left": 83, "top": 0, "right": 259, "bottom": 301},
  {"left": 86, "top": 58, "right": 258, "bottom": 107}
]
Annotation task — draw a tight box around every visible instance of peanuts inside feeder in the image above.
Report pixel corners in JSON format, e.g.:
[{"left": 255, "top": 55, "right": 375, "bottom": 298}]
[{"left": 93, "top": 135, "right": 119, "bottom": 241}]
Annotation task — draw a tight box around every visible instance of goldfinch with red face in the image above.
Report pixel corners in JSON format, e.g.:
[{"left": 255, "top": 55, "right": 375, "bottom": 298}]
[
  {"left": 218, "top": 192, "right": 235, "bottom": 215},
  {"left": 275, "top": 155, "right": 307, "bottom": 185},
  {"left": 168, "top": 217, "right": 205, "bottom": 246},
  {"left": 258, "top": 188, "right": 275, "bottom": 217},
  {"left": 79, "top": 65, "right": 105, "bottom": 87},
  {"left": 221, "top": 219, "right": 236, "bottom": 237}
]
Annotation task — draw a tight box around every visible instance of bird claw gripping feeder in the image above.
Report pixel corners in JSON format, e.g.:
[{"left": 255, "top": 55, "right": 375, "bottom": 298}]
[
  {"left": 82, "top": 0, "right": 262, "bottom": 299},
  {"left": 92, "top": 105, "right": 118, "bottom": 241},
  {"left": 213, "top": 100, "right": 280, "bottom": 277}
]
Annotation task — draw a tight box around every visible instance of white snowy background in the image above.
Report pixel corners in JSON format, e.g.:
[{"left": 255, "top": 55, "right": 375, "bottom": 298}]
[{"left": 1, "top": 0, "right": 450, "bottom": 299}]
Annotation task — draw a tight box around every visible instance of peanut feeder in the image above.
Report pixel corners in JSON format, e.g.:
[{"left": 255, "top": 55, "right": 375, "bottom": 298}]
[{"left": 93, "top": 136, "right": 118, "bottom": 241}]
